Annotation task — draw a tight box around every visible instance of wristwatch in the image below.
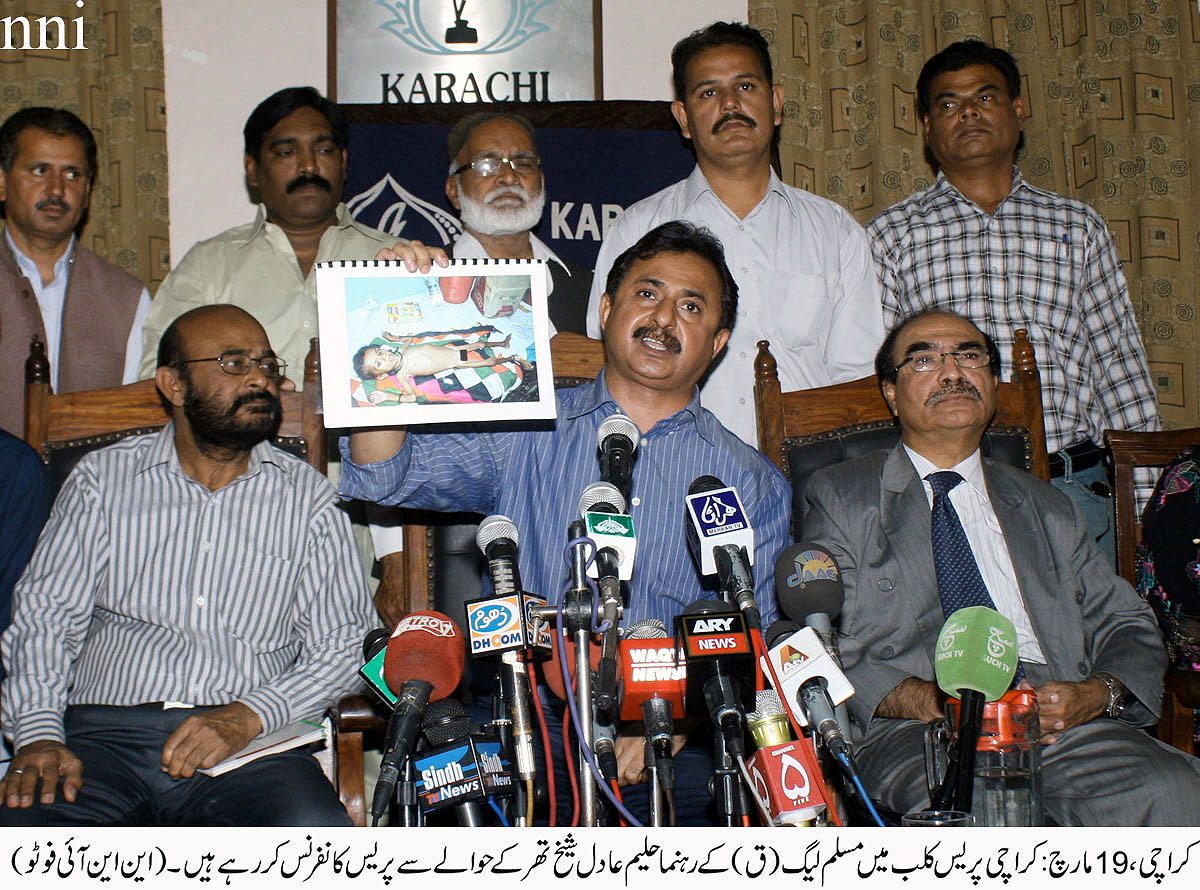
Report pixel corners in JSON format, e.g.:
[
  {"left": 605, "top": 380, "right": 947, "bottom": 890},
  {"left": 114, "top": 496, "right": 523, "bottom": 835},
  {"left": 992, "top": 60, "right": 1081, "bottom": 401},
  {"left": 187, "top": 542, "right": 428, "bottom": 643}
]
[{"left": 1092, "top": 672, "right": 1128, "bottom": 719}]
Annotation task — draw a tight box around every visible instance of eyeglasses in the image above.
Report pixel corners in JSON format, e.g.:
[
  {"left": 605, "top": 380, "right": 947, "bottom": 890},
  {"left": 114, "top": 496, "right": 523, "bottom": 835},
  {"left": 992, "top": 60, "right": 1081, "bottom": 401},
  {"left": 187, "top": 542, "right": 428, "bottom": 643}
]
[
  {"left": 894, "top": 349, "right": 991, "bottom": 373},
  {"left": 176, "top": 352, "right": 288, "bottom": 379},
  {"left": 451, "top": 154, "right": 541, "bottom": 178}
]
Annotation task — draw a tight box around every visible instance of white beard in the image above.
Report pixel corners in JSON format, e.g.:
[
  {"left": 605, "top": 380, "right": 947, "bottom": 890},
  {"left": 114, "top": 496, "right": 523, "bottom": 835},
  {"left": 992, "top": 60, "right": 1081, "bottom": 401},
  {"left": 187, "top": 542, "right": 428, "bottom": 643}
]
[{"left": 456, "top": 179, "right": 546, "bottom": 237}]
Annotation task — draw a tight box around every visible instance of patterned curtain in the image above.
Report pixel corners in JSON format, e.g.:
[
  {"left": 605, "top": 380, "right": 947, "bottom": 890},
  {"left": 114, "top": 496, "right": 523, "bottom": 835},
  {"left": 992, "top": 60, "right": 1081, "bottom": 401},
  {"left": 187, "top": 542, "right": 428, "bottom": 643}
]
[
  {"left": 748, "top": 0, "right": 1200, "bottom": 429},
  {"left": 0, "top": 0, "right": 168, "bottom": 289}
]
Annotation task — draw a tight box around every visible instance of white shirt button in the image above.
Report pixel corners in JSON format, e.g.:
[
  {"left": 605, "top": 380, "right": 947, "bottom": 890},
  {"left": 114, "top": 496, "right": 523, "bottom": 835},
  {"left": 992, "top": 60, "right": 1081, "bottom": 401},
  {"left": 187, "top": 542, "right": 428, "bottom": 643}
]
[
  {"left": 639, "top": 438, "right": 648, "bottom": 447},
  {"left": 631, "top": 497, "right": 641, "bottom": 507},
  {"left": 196, "top": 596, "right": 206, "bottom": 606}
]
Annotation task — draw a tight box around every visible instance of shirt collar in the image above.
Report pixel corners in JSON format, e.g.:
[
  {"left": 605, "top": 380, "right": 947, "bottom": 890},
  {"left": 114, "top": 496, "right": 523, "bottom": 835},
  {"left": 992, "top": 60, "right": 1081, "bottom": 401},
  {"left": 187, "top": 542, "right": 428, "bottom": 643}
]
[
  {"left": 239, "top": 202, "right": 356, "bottom": 245},
  {"left": 904, "top": 444, "right": 986, "bottom": 496},
  {"left": 454, "top": 230, "right": 569, "bottom": 272},
  {"left": 563, "top": 369, "right": 714, "bottom": 443},
  {"left": 681, "top": 164, "right": 798, "bottom": 219},
  {"left": 5, "top": 226, "right": 74, "bottom": 284},
  {"left": 136, "top": 421, "right": 290, "bottom": 485},
  {"left": 931, "top": 166, "right": 1028, "bottom": 208}
]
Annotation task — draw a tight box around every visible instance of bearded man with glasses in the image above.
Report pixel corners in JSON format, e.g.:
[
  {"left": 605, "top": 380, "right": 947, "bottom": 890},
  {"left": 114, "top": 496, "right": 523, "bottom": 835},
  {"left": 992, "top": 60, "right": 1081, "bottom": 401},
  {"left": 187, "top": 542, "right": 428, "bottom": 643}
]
[
  {"left": 444, "top": 111, "right": 592, "bottom": 337},
  {"left": 0, "top": 305, "right": 374, "bottom": 826}
]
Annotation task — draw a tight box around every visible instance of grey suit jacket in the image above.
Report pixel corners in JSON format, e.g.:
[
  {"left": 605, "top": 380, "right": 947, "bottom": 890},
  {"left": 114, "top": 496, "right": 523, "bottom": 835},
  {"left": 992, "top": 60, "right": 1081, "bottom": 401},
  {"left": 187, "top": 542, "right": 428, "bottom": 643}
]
[{"left": 802, "top": 444, "right": 1165, "bottom": 743}]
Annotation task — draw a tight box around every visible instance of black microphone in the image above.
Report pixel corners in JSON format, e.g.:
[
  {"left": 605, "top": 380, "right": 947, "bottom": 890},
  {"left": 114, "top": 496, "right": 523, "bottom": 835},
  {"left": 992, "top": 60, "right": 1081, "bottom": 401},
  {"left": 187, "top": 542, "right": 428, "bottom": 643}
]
[
  {"left": 598, "top": 413, "right": 639, "bottom": 503},
  {"left": 773, "top": 543, "right": 851, "bottom": 758},
  {"left": 678, "top": 599, "right": 754, "bottom": 759},
  {"left": 578, "top": 483, "right": 630, "bottom": 719},
  {"left": 684, "top": 475, "right": 759, "bottom": 627},
  {"left": 415, "top": 699, "right": 488, "bottom": 827}
]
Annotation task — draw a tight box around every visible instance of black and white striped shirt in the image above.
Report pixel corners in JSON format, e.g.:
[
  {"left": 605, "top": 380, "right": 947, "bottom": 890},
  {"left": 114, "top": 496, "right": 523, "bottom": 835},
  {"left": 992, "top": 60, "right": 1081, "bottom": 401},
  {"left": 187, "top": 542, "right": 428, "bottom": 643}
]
[{"left": 1, "top": 425, "right": 374, "bottom": 750}]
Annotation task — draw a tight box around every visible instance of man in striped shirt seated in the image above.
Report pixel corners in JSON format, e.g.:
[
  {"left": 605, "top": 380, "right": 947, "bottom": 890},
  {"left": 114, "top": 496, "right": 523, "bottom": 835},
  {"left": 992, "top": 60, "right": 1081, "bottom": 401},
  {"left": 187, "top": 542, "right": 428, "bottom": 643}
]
[{"left": 0, "top": 305, "right": 374, "bottom": 826}]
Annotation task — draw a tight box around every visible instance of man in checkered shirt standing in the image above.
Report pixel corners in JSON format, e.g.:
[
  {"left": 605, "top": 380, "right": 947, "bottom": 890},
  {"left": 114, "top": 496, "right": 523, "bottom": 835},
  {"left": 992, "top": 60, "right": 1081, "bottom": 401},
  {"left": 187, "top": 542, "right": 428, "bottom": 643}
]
[{"left": 868, "top": 39, "right": 1160, "bottom": 563}]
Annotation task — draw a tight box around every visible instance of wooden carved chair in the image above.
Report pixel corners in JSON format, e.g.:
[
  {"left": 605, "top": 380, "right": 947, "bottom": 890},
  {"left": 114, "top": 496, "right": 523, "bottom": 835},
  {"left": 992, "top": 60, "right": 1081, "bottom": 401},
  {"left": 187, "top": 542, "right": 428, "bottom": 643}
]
[
  {"left": 753, "top": 328, "right": 1050, "bottom": 531},
  {"left": 334, "top": 330, "right": 608, "bottom": 824},
  {"left": 1105, "top": 427, "right": 1200, "bottom": 753},
  {"left": 22, "top": 336, "right": 372, "bottom": 815}
]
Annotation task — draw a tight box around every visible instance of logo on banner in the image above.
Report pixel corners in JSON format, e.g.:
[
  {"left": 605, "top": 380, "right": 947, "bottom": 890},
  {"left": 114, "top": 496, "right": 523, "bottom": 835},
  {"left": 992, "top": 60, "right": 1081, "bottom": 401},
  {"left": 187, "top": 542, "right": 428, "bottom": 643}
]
[
  {"left": 377, "top": 0, "right": 552, "bottom": 55},
  {"left": 470, "top": 602, "right": 517, "bottom": 635},
  {"left": 777, "top": 643, "right": 811, "bottom": 676}
]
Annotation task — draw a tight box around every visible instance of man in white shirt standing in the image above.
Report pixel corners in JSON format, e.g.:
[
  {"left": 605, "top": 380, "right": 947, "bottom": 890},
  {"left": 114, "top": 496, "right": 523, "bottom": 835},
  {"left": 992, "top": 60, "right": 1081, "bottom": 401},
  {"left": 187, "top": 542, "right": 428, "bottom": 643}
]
[
  {"left": 585, "top": 21, "right": 882, "bottom": 444},
  {"left": 0, "top": 107, "right": 149, "bottom": 437},
  {"left": 446, "top": 111, "right": 592, "bottom": 336}
]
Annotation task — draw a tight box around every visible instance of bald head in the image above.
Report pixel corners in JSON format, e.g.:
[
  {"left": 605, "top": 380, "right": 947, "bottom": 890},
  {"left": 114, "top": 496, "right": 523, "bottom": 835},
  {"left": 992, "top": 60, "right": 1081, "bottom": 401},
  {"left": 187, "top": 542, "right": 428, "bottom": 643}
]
[{"left": 157, "top": 305, "right": 268, "bottom": 371}]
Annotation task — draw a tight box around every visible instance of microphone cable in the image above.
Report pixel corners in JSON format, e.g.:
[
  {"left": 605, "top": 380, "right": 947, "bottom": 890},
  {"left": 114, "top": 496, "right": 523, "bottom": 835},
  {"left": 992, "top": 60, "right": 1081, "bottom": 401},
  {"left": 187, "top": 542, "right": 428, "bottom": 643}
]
[
  {"left": 529, "top": 659, "right": 557, "bottom": 826},
  {"left": 554, "top": 532, "right": 644, "bottom": 827}
]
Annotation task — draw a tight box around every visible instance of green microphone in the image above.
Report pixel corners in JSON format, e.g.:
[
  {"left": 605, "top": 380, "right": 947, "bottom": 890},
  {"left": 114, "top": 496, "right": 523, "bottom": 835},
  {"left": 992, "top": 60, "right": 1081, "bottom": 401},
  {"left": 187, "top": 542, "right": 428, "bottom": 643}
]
[{"left": 929, "top": 606, "right": 1019, "bottom": 813}]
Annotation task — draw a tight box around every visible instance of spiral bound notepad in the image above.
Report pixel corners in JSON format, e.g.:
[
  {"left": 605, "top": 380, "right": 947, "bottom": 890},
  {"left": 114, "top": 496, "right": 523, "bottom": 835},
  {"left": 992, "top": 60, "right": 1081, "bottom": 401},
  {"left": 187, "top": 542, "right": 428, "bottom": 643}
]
[{"left": 315, "top": 258, "right": 555, "bottom": 428}]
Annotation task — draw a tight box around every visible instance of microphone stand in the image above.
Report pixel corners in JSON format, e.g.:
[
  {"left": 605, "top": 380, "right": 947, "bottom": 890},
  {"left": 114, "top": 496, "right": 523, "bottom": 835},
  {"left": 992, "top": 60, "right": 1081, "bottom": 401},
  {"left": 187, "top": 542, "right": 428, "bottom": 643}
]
[
  {"left": 397, "top": 756, "right": 420, "bottom": 826},
  {"left": 563, "top": 520, "right": 601, "bottom": 826}
]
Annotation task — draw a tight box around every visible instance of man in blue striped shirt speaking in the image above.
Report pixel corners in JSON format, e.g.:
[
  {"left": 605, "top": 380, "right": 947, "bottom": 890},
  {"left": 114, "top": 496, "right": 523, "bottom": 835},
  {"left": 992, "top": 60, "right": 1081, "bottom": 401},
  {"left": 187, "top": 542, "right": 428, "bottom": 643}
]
[
  {"left": 340, "top": 220, "right": 791, "bottom": 824},
  {"left": 1, "top": 305, "right": 374, "bottom": 826}
]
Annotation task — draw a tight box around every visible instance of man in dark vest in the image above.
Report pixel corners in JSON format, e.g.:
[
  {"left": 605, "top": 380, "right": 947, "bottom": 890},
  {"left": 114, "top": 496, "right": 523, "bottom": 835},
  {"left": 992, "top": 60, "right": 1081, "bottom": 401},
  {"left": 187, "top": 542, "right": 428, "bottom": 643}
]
[
  {"left": 0, "top": 107, "right": 148, "bottom": 437},
  {"left": 445, "top": 111, "right": 592, "bottom": 336}
]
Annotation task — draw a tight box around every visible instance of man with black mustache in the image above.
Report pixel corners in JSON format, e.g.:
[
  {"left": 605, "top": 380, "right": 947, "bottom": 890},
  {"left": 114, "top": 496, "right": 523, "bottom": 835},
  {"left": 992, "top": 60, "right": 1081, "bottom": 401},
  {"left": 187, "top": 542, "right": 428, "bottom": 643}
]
[
  {"left": 868, "top": 41, "right": 1160, "bottom": 563},
  {"left": 0, "top": 107, "right": 149, "bottom": 437},
  {"left": 341, "top": 221, "right": 791, "bottom": 825},
  {"left": 0, "top": 305, "right": 374, "bottom": 826},
  {"left": 803, "top": 309, "right": 1200, "bottom": 825},
  {"left": 586, "top": 21, "right": 883, "bottom": 445},
  {"left": 138, "top": 86, "right": 441, "bottom": 383}
]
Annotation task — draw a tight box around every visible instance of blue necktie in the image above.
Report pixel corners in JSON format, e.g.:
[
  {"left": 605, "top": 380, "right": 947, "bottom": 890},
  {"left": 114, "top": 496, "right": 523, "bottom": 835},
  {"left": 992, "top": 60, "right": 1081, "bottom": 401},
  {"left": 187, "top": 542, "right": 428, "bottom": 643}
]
[{"left": 927, "top": 470, "right": 1025, "bottom": 683}]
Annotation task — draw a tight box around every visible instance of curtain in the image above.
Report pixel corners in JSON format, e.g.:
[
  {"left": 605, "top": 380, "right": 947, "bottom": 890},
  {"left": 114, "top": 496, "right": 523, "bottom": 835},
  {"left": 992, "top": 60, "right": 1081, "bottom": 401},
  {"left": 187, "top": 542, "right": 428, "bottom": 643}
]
[
  {"left": 0, "top": 0, "right": 168, "bottom": 289},
  {"left": 748, "top": 0, "right": 1200, "bottom": 428}
]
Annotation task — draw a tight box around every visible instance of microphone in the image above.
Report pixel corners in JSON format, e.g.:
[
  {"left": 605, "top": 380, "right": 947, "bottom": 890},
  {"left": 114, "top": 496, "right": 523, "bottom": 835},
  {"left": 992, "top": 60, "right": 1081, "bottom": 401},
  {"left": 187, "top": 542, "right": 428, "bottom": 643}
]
[
  {"left": 618, "top": 619, "right": 684, "bottom": 819},
  {"left": 684, "top": 476, "right": 758, "bottom": 621},
  {"left": 617, "top": 619, "right": 686, "bottom": 721},
  {"left": 466, "top": 516, "right": 551, "bottom": 657},
  {"left": 677, "top": 599, "right": 755, "bottom": 758},
  {"left": 578, "top": 484, "right": 633, "bottom": 719},
  {"left": 772, "top": 543, "right": 852, "bottom": 752},
  {"left": 761, "top": 619, "right": 853, "bottom": 759},
  {"left": 929, "top": 606, "right": 1019, "bottom": 814},
  {"left": 414, "top": 699, "right": 488, "bottom": 826},
  {"left": 476, "top": 514, "right": 522, "bottom": 597},
  {"left": 597, "top": 413, "right": 639, "bottom": 503},
  {"left": 746, "top": 735, "right": 830, "bottom": 826},
  {"left": 579, "top": 482, "right": 637, "bottom": 582},
  {"left": 372, "top": 611, "right": 466, "bottom": 826},
  {"left": 746, "top": 689, "right": 792, "bottom": 749}
]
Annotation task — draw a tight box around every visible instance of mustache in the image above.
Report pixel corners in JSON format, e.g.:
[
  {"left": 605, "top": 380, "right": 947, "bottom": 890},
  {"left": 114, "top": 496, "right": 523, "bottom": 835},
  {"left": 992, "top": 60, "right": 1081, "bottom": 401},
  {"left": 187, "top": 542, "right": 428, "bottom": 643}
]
[
  {"left": 286, "top": 173, "right": 332, "bottom": 193},
  {"left": 925, "top": 380, "right": 982, "bottom": 406},
  {"left": 484, "top": 185, "right": 533, "bottom": 205},
  {"left": 712, "top": 112, "right": 756, "bottom": 134},
  {"left": 632, "top": 325, "right": 681, "bottom": 353},
  {"left": 36, "top": 197, "right": 71, "bottom": 212},
  {"left": 232, "top": 390, "right": 280, "bottom": 412}
]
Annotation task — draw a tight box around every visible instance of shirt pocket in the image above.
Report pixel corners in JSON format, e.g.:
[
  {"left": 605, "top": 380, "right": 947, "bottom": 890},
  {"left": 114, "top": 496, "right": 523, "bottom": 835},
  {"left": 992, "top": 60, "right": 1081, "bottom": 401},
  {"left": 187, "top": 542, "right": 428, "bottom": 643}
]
[
  {"left": 215, "top": 551, "right": 297, "bottom": 652},
  {"left": 771, "top": 272, "right": 831, "bottom": 350}
]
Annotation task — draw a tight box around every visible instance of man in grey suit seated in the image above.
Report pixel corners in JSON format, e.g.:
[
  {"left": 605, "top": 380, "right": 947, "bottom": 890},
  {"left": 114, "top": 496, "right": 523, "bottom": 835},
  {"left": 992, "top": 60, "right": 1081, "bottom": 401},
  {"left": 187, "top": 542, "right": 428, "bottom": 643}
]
[{"left": 803, "top": 308, "right": 1200, "bottom": 825}]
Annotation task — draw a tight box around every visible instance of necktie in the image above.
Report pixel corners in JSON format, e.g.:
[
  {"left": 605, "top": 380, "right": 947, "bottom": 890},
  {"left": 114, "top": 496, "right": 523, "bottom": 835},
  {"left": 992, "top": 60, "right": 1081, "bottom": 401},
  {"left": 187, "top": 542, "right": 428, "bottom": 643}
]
[{"left": 926, "top": 470, "right": 1025, "bottom": 683}]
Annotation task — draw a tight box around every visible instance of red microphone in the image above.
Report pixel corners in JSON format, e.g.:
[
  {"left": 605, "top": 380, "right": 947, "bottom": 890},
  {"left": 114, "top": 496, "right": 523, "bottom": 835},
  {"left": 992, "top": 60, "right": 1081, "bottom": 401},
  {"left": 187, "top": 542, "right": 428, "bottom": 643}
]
[
  {"left": 747, "top": 739, "right": 830, "bottom": 826},
  {"left": 372, "top": 611, "right": 465, "bottom": 825},
  {"left": 618, "top": 619, "right": 686, "bottom": 722},
  {"left": 383, "top": 610, "right": 466, "bottom": 701}
]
